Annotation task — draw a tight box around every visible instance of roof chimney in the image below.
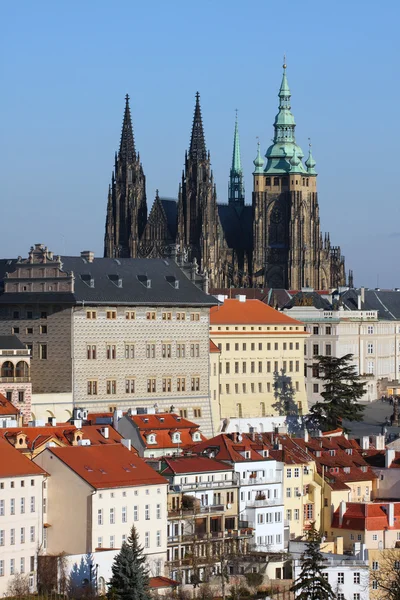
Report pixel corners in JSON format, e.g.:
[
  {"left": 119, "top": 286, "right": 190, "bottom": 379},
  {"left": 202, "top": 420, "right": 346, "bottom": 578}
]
[
  {"left": 235, "top": 295, "right": 246, "bottom": 303},
  {"left": 360, "top": 286, "right": 365, "bottom": 304},
  {"left": 361, "top": 436, "right": 370, "bottom": 450},
  {"left": 81, "top": 251, "right": 94, "bottom": 263},
  {"left": 339, "top": 500, "right": 346, "bottom": 527},
  {"left": 121, "top": 439, "right": 131, "bottom": 451},
  {"left": 388, "top": 503, "right": 395, "bottom": 527},
  {"left": 101, "top": 427, "right": 109, "bottom": 439}
]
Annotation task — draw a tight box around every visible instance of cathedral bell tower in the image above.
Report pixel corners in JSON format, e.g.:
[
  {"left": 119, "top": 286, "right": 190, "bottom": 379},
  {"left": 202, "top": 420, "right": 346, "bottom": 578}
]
[
  {"left": 252, "top": 62, "right": 343, "bottom": 290},
  {"left": 104, "top": 95, "right": 147, "bottom": 258}
]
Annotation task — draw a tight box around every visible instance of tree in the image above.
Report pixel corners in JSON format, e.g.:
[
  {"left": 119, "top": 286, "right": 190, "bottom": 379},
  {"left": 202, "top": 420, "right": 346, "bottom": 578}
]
[
  {"left": 370, "top": 549, "right": 400, "bottom": 599},
  {"left": 244, "top": 571, "right": 263, "bottom": 594},
  {"left": 108, "top": 525, "right": 151, "bottom": 600},
  {"left": 290, "top": 524, "right": 335, "bottom": 600},
  {"left": 7, "top": 572, "right": 30, "bottom": 596},
  {"left": 309, "top": 354, "right": 366, "bottom": 431}
]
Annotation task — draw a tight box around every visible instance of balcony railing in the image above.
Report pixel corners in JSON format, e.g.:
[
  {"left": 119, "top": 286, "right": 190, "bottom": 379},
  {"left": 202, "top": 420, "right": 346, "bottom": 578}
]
[
  {"left": 246, "top": 498, "right": 283, "bottom": 508},
  {"left": 167, "top": 529, "right": 253, "bottom": 544},
  {"left": 241, "top": 475, "right": 282, "bottom": 485},
  {"left": 169, "top": 480, "right": 237, "bottom": 493},
  {"left": 168, "top": 503, "right": 226, "bottom": 517}
]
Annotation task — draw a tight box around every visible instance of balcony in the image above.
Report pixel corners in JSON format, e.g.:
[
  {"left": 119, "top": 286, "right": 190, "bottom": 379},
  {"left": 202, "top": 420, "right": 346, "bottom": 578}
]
[
  {"left": 169, "top": 479, "right": 237, "bottom": 493},
  {"left": 241, "top": 475, "right": 282, "bottom": 485},
  {"left": 167, "top": 529, "right": 253, "bottom": 544},
  {"left": 168, "top": 503, "right": 226, "bottom": 518},
  {"left": 246, "top": 498, "right": 283, "bottom": 508}
]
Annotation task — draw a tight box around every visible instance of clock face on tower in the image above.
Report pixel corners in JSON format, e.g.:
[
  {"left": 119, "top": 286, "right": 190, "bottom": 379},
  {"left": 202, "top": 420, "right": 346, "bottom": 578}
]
[{"left": 271, "top": 206, "right": 283, "bottom": 224}]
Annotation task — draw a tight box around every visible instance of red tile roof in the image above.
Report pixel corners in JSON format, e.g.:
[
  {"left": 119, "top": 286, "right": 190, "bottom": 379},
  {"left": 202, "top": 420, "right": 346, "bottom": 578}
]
[
  {"left": 191, "top": 433, "right": 273, "bottom": 463},
  {"left": 0, "top": 394, "right": 19, "bottom": 416},
  {"left": 149, "top": 577, "right": 179, "bottom": 589},
  {"left": 48, "top": 444, "right": 167, "bottom": 489},
  {"left": 128, "top": 413, "right": 205, "bottom": 450},
  {"left": 332, "top": 502, "right": 400, "bottom": 531},
  {"left": 130, "top": 413, "right": 198, "bottom": 431},
  {"left": 0, "top": 438, "right": 46, "bottom": 477},
  {"left": 209, "top": 340, "right": 221, "bottom": 353},
  {"left": 210, "top": 299, "right": 303, "bottom": 326},
  {"left": 160, "top": 456, "right": 234, "bottom": 475}
]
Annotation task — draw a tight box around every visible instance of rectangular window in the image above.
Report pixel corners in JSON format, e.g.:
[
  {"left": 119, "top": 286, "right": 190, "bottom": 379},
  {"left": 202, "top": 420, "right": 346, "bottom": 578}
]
[
  {"left": 226, "top": 362, "right": 230, "bottom": 374},
  {"left": 87, "top": 344, "right": 97, "bottom": 359},
  {"left": 191, "top": 377, "right": 200, "bottom": 391},
  {"left": 156, "top": 530, "right": 161, "bottom": 547},
  {"left": 109, "top": 508, "right": 115, "bottom": 524},
  {"left": 367, "top": 342, "right": 374, "bottom": 354},
  {"left": 20, "top": 527, "right": 25, "bottom": 543},
  {"left": 337, "top": 572, "right": 344, "bottom": 584},
  {"left": 106, "top": 310, "right": 117, "bottom": 320},
  {"left": 313, "top": 344, "right": 319, "bottom": 356},
  {"left": 286, "top": 488, "right": 291, "bottom": 498},
  {"left": 176, "top": 343, "right": 185, "bottom": 358},
  {"left": 98, "top": 509, "right": 103, "bottom": 525},
  {"left": 180, "top": 409, "right": 188, "bottom": 418},
  {"left": 87, "top": 380, "right": 98, "bottom": 395},
  {"left": 106, "top": 379, "right": 117, "bottom": 395},
  {"left": 190, "top": 313, "right": 200, "bottom": 321},
  {"left": 226, "top": 383, "right": 230, "bottom": 394},
  {"left": 147, "top": 378, "right": 156, "bottom": 393},
  {"left": 0, "top": 531, "right": 3, "bottom": 546},
  {"left": 39, "top": 344, "right": 47, "bottom": 360},
  {"left": 125, "top": 378, "right": 135, "bottom": 394},
  {"left": 10, "top": 558, "right": 15, "bottom": 575},
  {"left": 162, "top": 343, "right": 172, "bottom": 358},
  {"left": 267, "top": 361, "right": 271, "bottom": 373},
  {"left": 110, "top": 535, "right": 115, "bottom": 549},
  {"left": 242, "top": 362, "right": 246, "bottom": 374},
  {"left": 133, "top": 506, "right": 138, "bottom": 521},
  {"left": 146, "top": 343, "right": 156, "bottom": 358},
  {"left": 106, "top": 344, "right": 116, "bottom": 359},
  {"left": 125, "top": 343, "right": 135, "bottom": 358},
  {"left": 162, "top": 312, "right": 172, "bottom": 320},
  {"left": 313, "top": 383, "right": 319, "bottom": 393},
  {"left": 162, "top": 377, "right": 172, "bottom": 392},
  {"left": 177, "top": 377, "right": 186, "bottom": 392},
  {"left": 20, "top": 557, "right": 25, "bottom": 574},
  {"left": 122, "top": 506, "right": 127, "bottom": 523},
  {"left": 145, "top": 531, "right": 150, "bottom": 548},
  {"left": 372, "top": 561, "right": 379, "bottom": 571},
  {"left": 243, "top": 343, "right": 246, "bottom": 351},
  {"left": 30, "top": 526, "right": 35, "bottom": 542},
  {"left": 193, "top": 408, "right": 202, "bottom": 418},
  {"left": 176, "top": 312, "right": 186, "bottom": 321},
  {"left": 86, "top": 310, "right": 97, "bottom": 319},
  {"left": 30, "top": 496, "right": 35, "bottom": 513},
  {"left": 325, "top": 344, "right": 332, "bottom": 356},
  {"left": 10, "top": 498, "right": 15, "bottom": 515},
  {"left": 156, "top": 503, "right": 161, "bottom": 519},
  {"left": 242, "top": 383, "right": 247, "bottom": 393},
  {"left": 353, "top": 573, "right": 360, "bottom": 584},
  {"left": 125, "top": 311, "right": 136, "bottom": 320},
  {"left": 40, "top": 325, "right": 47, "bottom": 334},
  {"left": 294, "top": 509, "right": 299, "bottom": 520},
  {"left": 10, "top": 529, "right": 15, "bottom": 545},
  {"left": 313, "top": 326, "right": 319, "bottom": 335}
]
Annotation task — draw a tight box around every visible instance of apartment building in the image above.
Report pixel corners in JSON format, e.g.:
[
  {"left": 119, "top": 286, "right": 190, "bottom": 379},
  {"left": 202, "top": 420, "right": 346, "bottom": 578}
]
[
  {"left": 282, "top": 288, "right": 400, "bottom": 404},
  {"left": 33, "top": 444, "right": 168, "bottom": 576},
  {"left": 159, "top": 456, "right": 251, "bottom": 585},
  {"left": 0, "top": 439, "right": 47, "bottom": 596},
  {"left": 117, "top": 411, "right": 205, "bottom": 458},
  {"left": 0, "top": 244, "right": 216, "bottom": 435},
  {"left": 209, "top": 297, "right": 308, "bottom": 420},
  {"left": 0, "top": 336, "right": 32, "bottom": 423},
  {"left": 191, "top": 433, "right": 285, "bottom": 552}
]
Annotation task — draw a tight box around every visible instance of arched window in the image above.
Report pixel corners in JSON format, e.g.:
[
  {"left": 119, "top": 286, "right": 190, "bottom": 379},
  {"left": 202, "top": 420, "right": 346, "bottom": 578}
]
[
  {"left": 172, "top": 432, "right": 181, "bottom": 443},
  {"left": 273, "top": 177, "right": 279, "bottom": 186},
  {"left": 15, "top": 361, "right": 29, "bottom": 378},
  {"left": 1, "top": 361, "right": 14, "bottom": 378}
]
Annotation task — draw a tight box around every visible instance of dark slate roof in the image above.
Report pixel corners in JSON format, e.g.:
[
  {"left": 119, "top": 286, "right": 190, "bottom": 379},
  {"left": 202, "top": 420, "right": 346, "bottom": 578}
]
[
  {"left": 160, "top": 198, "right": 178, "bottom": 240},
  {"left": 0, "top": 257, "right": 217, "bottom": 307},
  {"left": 0, "top": 335, "right": 27, "bottom": 350},
  {"left": 283, "top": 291, "right": 333, "bottom": 310},
  {"left": 218, "top": 204, "right": 252, "bottom": 251},
  {"left": 341, "top": 288, "right": 400, "bottom": 320}
]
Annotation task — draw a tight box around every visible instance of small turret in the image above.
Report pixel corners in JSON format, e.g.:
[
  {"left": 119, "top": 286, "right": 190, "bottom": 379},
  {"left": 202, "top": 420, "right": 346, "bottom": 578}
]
[
  {"left": 253, "top": 141, "right": 264, "bottom": 173},
  {"left": 305, "top": 142, "right": 317, "bottom": 175}
]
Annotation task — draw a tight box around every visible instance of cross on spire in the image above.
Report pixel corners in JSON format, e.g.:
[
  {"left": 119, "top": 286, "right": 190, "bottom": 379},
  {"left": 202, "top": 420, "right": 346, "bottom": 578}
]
[
  {"left": 189, "top": 92, "right": 207, "bottom": 161},
  {"left": 119, "top": 93, "right": 136, "bottom": 162}
]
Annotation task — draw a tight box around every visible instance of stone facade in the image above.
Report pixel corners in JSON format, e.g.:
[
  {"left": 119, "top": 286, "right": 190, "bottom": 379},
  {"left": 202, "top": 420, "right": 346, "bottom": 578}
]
[
  {"left": 104, "top": 66, "right": 347, "bottom": 290},
  {"left": 0, "top": 345, "right": 32, "bottom": 423}
]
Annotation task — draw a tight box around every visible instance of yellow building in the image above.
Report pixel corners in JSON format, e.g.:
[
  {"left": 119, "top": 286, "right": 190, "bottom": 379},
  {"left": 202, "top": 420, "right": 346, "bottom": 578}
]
[{"left": 209, "top": 297, "right": 308, "bottom": 421}]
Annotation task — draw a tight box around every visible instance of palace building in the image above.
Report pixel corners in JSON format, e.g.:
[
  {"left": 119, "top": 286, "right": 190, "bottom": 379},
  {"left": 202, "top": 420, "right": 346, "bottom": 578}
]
[{"left": 104, "top": 64, "right": 347, "bottom": 290}]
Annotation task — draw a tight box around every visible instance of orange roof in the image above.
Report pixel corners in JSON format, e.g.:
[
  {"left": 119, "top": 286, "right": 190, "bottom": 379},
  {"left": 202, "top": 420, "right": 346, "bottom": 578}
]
[
  {"left": 0, "top": 438, "right": 46, "bottom": 477},
  {"left": 130, "top": 413, "right": 198, "bottom": 431},
  {"left": 81, "top": 425, "right": 125, "bottom": 446},
  {"left": 0, "top": 394, "right": 19, "bottom": 416},
  {"left": 209, "top": 340, "right": 221, "bottom": 353},
  {"left": 48, "top": 444, "right": 167, "bottom": 489},
  {"left": 332, "top": 501, "right": 400, "bottom": 531},
  {"left": 128, "top": 413, "right": 206, "bottom": 450},
  {"left": 210, "top": 299, "right": 303, "bottom": 326},
  {"left": 161, "top": 456, "right": 233, "bottom": 475},
  {"left": 149, "top": 577, "right": 179, "bottom": 589}
]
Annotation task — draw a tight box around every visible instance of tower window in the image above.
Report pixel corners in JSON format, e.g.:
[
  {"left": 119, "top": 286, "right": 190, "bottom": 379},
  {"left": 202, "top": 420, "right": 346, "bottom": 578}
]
[
  {"left": 282, "top": 177, "right": 288, "bottom": 185},
  {"left": 306, "top": 179, "right": 309, "bottom": 186},
  {"left": 266, "top": 177, "right": 271, "bottom": 186},
  {"left": 273, "top": 177, "right": 279, "bottom": 186}
]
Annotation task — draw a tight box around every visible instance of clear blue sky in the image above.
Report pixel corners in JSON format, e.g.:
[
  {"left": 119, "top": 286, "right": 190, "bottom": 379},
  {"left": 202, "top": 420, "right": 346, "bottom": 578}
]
[{"left": 1, "top": 0, "right": 399, "bottom": 288}]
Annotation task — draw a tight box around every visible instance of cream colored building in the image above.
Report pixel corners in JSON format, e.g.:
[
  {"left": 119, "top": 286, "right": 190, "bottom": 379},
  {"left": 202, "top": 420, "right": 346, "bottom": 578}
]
[
  {"left": 34, "top": 443, "right": 169, "bottom": 576},
  {"left": 209, "top": 297, "right": 308, "bottom": 420},
  {"left": 0, "top": 439, "right": 47, "bottom": 596}
]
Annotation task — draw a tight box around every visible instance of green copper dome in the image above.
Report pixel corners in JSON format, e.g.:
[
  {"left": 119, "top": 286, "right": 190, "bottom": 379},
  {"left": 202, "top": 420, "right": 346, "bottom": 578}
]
[
  {"left": 305, "top": 144, "right": 317, "bottom": 174},
  {"left": 253, "top": 141, "right": 264, "bottom": 173},
  {"left": 264, "top": 63, "right": 306, "bottom": 174}
]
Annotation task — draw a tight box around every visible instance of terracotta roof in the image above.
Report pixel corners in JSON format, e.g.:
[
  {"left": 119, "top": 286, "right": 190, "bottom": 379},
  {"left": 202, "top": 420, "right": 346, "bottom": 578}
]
[
  {"left": 210, "top": 299, "right": 303, "bottom": 326},
  {"left": 160, "top": 456, "right": 233, "bottom": 475},
  {"left": 0, "top": 438, "right": 46, "bottom": 477},
  {"left": 0, "top": 394, "right": 19, "bottom": 416},
  {"left": 48, "top": 444, "right": 167, "bottom": 489},
  {"left": 332, "top": 502, "right": 400, "bottom": 531},
  {"left": 129, "top": 413, "right": 199, "bottom": 431},
  {"left": 362, "top": 450, "right": 400, "bottom": 469},
  {"left": 209, "top": 340, "right": 221, "bottom": 353},
  {"left": 0, "top": 425, "right": 78, "bottom": 450},
  {"left": 87, "top": 412, "right": 113, "bottom": 425},
  {"left": 149, "top": 577, "right": 179, "bottom": 589},
  {"left": 81, "top": 425, "right": 125, "bottom": 446},
  {"left": 191, "top": 433, "right": 273, "bottom": 463}
]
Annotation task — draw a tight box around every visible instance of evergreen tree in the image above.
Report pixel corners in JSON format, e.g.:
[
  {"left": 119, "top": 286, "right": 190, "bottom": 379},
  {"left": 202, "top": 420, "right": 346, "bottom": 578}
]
[
  {"left": 290, "top": 525, "right": 335, "bottom": 600},
  {"left": 309, "top": 353, "right": 366, "bottom": 431},
  {"left": 108, "top": 525, "right": 150, "bottom": 600}
]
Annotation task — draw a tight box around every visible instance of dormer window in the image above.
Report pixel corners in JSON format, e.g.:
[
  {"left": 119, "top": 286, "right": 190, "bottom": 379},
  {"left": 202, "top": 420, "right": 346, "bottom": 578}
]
[
  {"left": 172, "top": 432, "right": 181, "bottom": 443},
  {"left": 192, "top": 432, "right": 201, "bottom": 442},
  {"left": 147, "top": 434, "right": 157, "bottom": 445}
]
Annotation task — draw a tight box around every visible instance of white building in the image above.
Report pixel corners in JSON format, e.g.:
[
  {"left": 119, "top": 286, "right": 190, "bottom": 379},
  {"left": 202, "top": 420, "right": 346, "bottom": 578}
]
[
  {"left": 34, "top": 443, "right": 169, "bottom": 576},
  {"left": 0, "top": 438, "right": 46, "bottom": 596}
]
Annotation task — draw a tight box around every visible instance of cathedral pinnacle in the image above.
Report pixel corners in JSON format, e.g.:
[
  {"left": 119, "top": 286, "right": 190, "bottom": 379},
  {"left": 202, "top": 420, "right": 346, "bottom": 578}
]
[
  {"left": 229, "top": 111, "right": 245, "bottom": 206},
  {"left": 253, "top": 140, "right": 264, "bottom": 173},
  {"left": 305, "top": 141, "right": 317, "bottom": 174},
  {"left": 119, "top": 94, "right": 136, "bottom": 163},
  {"left": 231, "top": 110, "right": 242, "bottom": 175},
  {"left": 189, "top": 92, "right": 207, "bottom": 161}
]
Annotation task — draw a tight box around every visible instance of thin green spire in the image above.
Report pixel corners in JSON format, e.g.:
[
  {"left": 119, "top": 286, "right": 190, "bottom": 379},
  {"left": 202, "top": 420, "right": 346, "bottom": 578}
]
[
  {"left": 231, "top": 110, "right": 242, "bottom": 174},
  {"left": 229, "top": 110, "right": 245, "bottom": 206}
]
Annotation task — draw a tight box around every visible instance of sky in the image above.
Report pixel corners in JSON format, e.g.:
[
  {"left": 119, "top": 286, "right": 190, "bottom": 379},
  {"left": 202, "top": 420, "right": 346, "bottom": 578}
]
[{"left": 1, "top": 0, "right": 399, "bottom": 288}]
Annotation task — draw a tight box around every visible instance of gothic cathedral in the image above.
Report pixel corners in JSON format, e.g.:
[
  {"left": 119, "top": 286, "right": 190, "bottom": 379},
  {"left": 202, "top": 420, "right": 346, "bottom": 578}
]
[{"left": 104, "top": 64, "right": 347, "bottom": 290}]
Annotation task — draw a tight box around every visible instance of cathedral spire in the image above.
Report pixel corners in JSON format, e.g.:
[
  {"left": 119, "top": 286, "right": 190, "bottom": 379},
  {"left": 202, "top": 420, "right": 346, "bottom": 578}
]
[
  {"left": 229, "top": 111, "right": 245, "bottom": 206},
  {"left": 189, "top": 92, "right": 207, "bottom": 161},
  {"left": 119, "top": 94, "right": 136, "bottom": 163}
]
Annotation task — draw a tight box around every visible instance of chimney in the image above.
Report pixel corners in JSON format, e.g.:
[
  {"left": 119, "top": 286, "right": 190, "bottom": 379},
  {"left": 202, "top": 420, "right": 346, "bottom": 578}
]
[
  {"left": 339, "top": 500, "right": 346, "bottom": 527},
  {"left": 101, "top": 427, "right": 109, "bottom": 439},
  {"left": 360, "top": 286, "right": 365, "bottom": 304},
  {"left": 304, "top": 429, "right": 309, "bottom": 443},
  {"left": 81, "top": 251, "right": 94, "bottom": 263},
  {"left": 386, "top": 448, "right": 395, "bottom": 468},
  {"left": 361, "top": 436, "right": 370, "bottom": 450},
  {"left": 72, "top": 419, "right": 82, "bottom": 428},
  {"left": 388, "top": 503, "right": 395, "bottom": 527},
  {"left": 48, "top": 417, "right": 56, "bottom": 427},
  {"left": 374, "top": 434, "right": 386, "bottom": 451},
  {"left": 235, "top": 295, "right": 246, "bottom": 303},
  {"left": 121, "top": 438, "right": 132, "bottom": 451},
  {"left": 357, "top": 293, "right": 362, "bottom": 311},
  {"left": 113, "top": 409, "right": 122, "bottom": 431}
]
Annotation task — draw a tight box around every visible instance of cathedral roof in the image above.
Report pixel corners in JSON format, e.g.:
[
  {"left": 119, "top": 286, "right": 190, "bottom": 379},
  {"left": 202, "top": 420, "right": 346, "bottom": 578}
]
[
  {"left": 283, "top": 291, "right": 333, "bottom": 310},
  {"left": 217, "top": 204, "right": 252, "bottom": 250},
  {"left": 159, "top": 198, "right": 178, "bottom": 240},
  {"left": 341, "top": 288, "right": 400, "bottom": 320}
]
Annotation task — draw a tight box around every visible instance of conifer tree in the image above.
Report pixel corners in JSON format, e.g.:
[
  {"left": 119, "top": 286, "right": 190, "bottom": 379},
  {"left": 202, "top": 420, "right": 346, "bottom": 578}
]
[
  {"left": 108, "top": 525, "right": 150, "bottom": 600},
  {"left": 309, "top": 353, "right": 366, "bottom": 431},
  {"left": 290, "top": 524, "right": 335, "bottom": 600}
]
